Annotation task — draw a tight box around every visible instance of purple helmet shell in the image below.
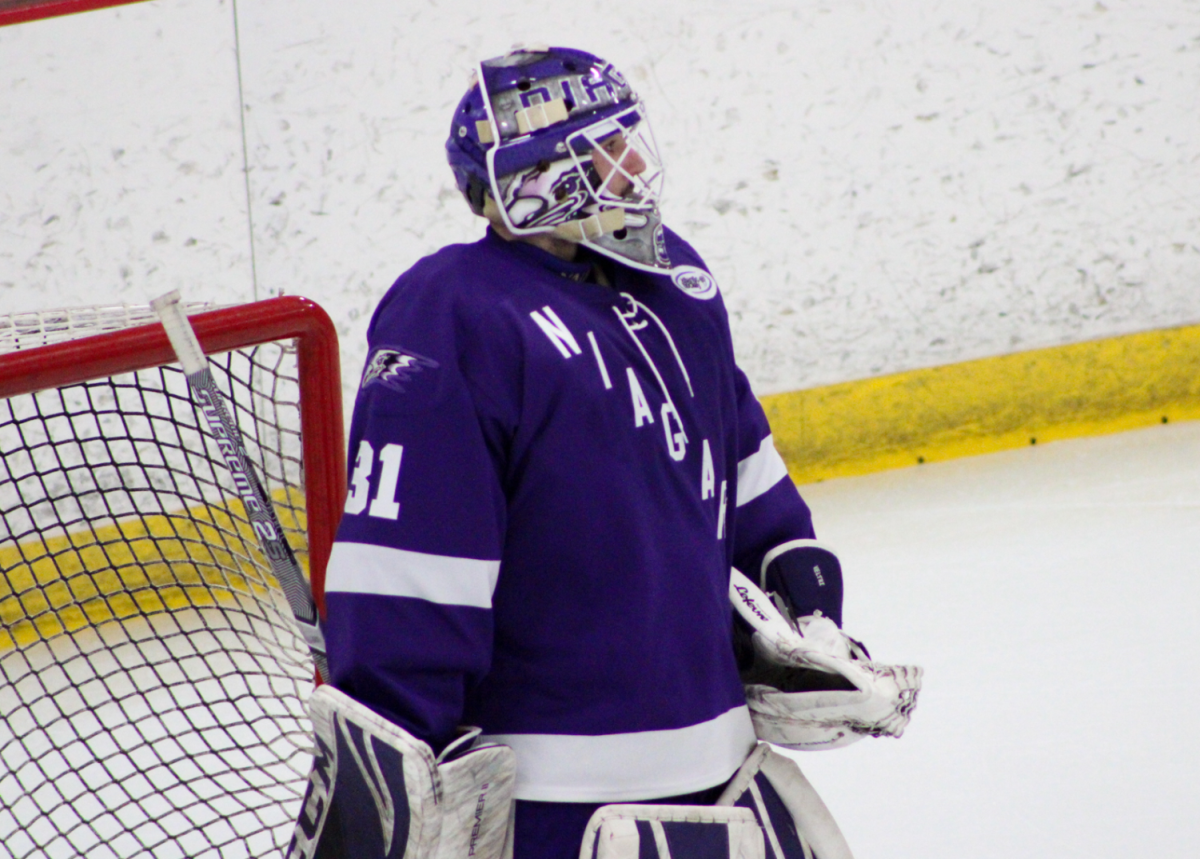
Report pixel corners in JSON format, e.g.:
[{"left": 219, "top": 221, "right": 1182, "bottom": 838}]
[{"left": 445, "top": 46, "right": 670, "bottom": 271}]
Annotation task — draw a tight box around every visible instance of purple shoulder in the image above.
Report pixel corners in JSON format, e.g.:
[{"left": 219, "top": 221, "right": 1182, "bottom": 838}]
[
  {"left": 656, "top": 227, "right": 724, "bottom": 303},
  {"left": 367, "top": 234, "right": 512, "bottom": 339},
  {"left": 661, "top": 226, "right": 708, "bottom": 270}
]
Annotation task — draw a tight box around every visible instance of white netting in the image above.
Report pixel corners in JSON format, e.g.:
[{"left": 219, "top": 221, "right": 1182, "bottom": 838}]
[
  {"left": 0, "top": 303, "right": 218, "bottom": 354},
  {"left": 0, "top": 305, "right": 316, "bottom": 859}
]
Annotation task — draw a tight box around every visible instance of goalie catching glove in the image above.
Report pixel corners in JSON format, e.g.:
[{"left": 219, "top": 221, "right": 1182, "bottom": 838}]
[{"left": 731, "top": 556, "right": 922, "bottom": 751}]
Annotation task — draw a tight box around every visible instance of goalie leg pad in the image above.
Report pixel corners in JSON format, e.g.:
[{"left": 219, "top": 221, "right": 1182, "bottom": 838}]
[
  {"left": 287, "top": 685, "right": 436, "bottom": 859},
  {"left": 715, "top": 744, "right": 853, "bottom": 859},
  {"left": 433, "top": 737, "right": 517, "bottom": 859},
  {"left": 286, "top": 685, "right": 516, "bottom": 859},
  {"left": 580, "top": 804, "right": 766, "bottom": 859}
]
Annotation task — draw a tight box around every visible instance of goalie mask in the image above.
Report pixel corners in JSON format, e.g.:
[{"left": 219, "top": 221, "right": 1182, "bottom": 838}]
[{"left": 446, "top": 46, "right": 671, "bottom": 272}]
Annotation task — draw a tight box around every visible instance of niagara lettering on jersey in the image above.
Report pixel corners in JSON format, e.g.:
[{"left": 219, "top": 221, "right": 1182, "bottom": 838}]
[{"left": 323, "top": 227, "right": 815, "bottom": 802}]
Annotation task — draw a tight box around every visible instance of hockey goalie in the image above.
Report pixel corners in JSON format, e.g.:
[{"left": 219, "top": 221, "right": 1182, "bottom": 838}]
[{"left": 289, "top": 45, "right": 921, "bottom": 859}]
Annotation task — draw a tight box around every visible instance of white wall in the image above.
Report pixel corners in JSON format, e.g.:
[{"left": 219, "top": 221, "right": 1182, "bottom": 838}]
[{"left": 3, "top": 0, "right": 1199, "bottom": 407}]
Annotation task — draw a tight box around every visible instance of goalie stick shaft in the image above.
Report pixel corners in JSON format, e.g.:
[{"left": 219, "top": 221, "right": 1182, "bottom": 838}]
[
  {"left": 152, "top": 290, "right": 329, "bottom": 683},
  {"left": 730, "top": 567, "right": 846, "bottom": 677},
  {"left": 730, "top": 567, "right": 802, "bottom": 650}
]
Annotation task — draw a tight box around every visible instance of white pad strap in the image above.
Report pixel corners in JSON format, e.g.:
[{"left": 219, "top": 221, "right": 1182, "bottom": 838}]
[
  {"left": 552, "top": 207, "right": 626, "bottom": 241},
  {"left": 515, "top": 98, "right": 570, "bottom": 134},
  {"left": 581, "top": 804, "right": 764, "bottom": 859},
  {"left": 716, "top": 744, "right": 854, "bottom": 859}
]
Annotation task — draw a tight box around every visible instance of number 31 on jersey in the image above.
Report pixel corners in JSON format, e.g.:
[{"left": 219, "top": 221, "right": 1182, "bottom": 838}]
[{"left": 344, "top": 440, "right": 403, "bottom": 520}]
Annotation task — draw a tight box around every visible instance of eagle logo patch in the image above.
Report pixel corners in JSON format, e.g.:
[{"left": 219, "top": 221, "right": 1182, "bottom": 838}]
[{"left": 361, "top": 346, "right": 439, "bottom": 393}]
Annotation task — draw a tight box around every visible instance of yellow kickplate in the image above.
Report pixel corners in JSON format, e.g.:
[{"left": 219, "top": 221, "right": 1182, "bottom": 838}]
[
  {"left": 761, "top": 323, "right": 1200, "bottom": 485},
  {"left": 0, "top": 487, "right": 309, "bottom": 651}
]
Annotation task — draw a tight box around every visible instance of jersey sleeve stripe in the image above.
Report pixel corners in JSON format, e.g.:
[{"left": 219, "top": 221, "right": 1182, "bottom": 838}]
[
  {"left": 479, "top": 705, "right": 757, "bottom": 802},
  {"left": 735, "top": 434, "right": 791, "bottom": 508},
  {"left": 325, "top": 541, "right": 501, "bottom": 608}
]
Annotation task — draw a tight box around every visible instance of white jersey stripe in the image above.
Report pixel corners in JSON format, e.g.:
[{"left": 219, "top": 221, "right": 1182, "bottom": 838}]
[
  {"left": 480, "top": 705, "right": 757, "bottom": 802},
  {"left": 736, "top": 433, "right": 790, "bottom": 507},
  {"left": 325, "top": 541, "right": 501, "bottom": 608},
  {"left": 586, "top": 330, "right": 613, "bottom": 390}
]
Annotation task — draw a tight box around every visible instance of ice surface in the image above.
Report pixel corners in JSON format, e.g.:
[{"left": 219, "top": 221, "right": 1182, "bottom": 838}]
[{"left": 787, "top": 422, "right": 1200, "bottom": 858}]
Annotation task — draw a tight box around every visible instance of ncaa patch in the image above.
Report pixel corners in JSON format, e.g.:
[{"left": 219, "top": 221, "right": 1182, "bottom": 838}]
[
  {"left": 670, "top": 265, "right": 718, "bottom": 300},
  {"left": 361, "top": 346, "right": 439, "bottom": 394}
]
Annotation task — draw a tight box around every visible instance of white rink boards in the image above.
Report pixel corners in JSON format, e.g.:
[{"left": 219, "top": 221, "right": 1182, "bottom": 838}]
[
  {"left": 3, "top": 0, "right": 1199, "bottom": 408},
  {"left": 790, "top": 421, "right": 1200, "bottom": 859}
]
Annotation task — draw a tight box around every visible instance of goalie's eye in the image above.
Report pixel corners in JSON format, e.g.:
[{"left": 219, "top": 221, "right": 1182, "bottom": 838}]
[{"left": 598, "top": 136, "right": 623, "bottom": 160}]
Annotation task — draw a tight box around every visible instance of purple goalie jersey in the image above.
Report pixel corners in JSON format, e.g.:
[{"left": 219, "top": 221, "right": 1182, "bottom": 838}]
[{"left": 324, "top": 227, "right": 815, "bottom": 803}]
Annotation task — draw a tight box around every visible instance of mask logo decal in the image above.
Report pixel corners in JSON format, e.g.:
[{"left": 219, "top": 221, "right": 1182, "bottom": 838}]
[
  {"left": 653, "top": 225, "right": 669, "bottom": 265},
  {"left": 361, "top": 347, "right": 439, "bottom": 393},
  {"left": 670, "top": 265, "right": 718, "bottom": 300},
  {"left": 506, "top": 163, "right": 591, "bottom": 229}
]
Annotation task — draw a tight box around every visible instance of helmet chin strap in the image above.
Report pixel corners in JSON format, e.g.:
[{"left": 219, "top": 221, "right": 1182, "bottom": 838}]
[
  {"left": 551, "top": 208, "right": 625, "bottom": 241},
  {"left": 484, "top": 194, "right": 625, "bottom": 243},
  {"left": 485, "top": 192, "right": 671, "bottom": 273},
  {"left": 584, "top": 210, "right": 672, "bottom": 273}
]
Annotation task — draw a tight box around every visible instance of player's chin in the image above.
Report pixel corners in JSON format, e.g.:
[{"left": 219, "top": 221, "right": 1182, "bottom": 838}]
[
  {"left": 604, "top": 189, "right": 643, "bottom": 206},
  {"left": 604, "top": 180, "right": 633, "bottom": 200}
]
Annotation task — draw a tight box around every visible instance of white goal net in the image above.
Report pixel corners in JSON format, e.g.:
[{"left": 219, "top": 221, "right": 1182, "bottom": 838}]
[{"left": 0, "top": 299, "right": 344, "bottom": 859}]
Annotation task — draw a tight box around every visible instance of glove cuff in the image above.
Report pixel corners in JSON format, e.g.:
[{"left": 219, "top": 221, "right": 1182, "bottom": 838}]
[{"left": 761, "top": 539, "right": 844, "bottom": 627}]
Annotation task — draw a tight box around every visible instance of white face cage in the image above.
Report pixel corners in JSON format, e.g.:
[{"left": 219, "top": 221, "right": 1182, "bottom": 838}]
[
  {"left": 486, "top": 105, "right": 665, "bottom": 236},
  {"left": 565, "top": 105, "right": 665, "bottom": 212},
  {"left": 477, "top": 60, "right": 672, "bottom": 271}
]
